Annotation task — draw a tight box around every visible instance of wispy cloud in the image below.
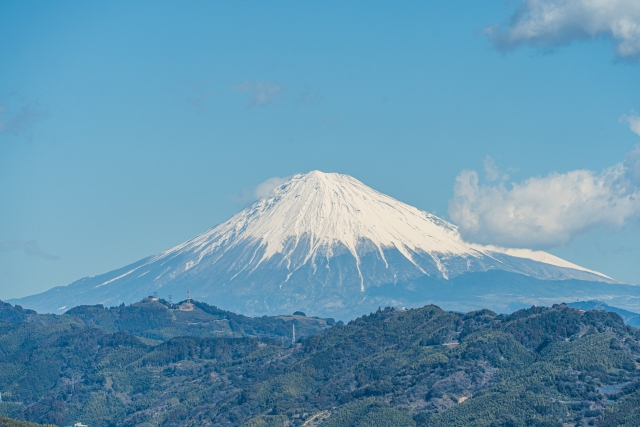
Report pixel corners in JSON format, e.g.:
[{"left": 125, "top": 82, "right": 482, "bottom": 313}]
[
  {"left": 483, "top": 157, "right": 500, "bottom": 182},
  {"left": 253, "top": 176, "right": 291, "bottom": 199},
  {"left": 0, "top": 97, "right": 47, "bottom": 137},
  {"left": 233, "top": 81, "right": 284, "bottom": 107},
  {"left": 484, "top": 0, "right": 640, "bottom": 60},
  {"left": 172, "top": 82, "right": 213, "bottom": 113},
  {"left": 0, "top": 240, "right": 60, "bottom": 261},
  {"left": 621, "top": 111, "right": 640, "bottom": 136},
  {"left": 449, "top": 145, "right": 640, "bottom": 249},
  {"left": 234, "top": 175, "right": 292, "bottom": 206}
]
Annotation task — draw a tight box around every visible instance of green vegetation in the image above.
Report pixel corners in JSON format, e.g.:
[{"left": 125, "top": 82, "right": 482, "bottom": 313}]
[
  {"left": 240, "top": 415, "right": 288, "bottom": 427},
  {"left": 0, "top": 415, "right": 55, "bottom": 427},
  {"left": 51, "top": 298, "right": 332, "bottom": 342},
  {"left": 1, "top": 300, "right": 640, "bottom": 426},
  {"left": 599, "top": 385, "right": 640, "bottom": 426},
  {"left": 323, "top": 399, "right": 415, "bottom": 427}
]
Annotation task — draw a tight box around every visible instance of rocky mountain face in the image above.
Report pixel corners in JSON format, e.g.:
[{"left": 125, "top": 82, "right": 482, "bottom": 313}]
[{"left": 11, "top": 171, "right": 640, "bottom": 319}]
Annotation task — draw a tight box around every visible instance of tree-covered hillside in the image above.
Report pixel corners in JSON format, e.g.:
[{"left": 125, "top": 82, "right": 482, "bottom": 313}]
[
  {"left": 0, "top": 298, "right": 334, "bottom": 343},
  {"left": 0, "top": 415, "right": 55, "bottom": 427},
  {"left": 0, "top": 415, "right": 56, "bottom": 427},
  {"left": 1, "top": 301, "right": 640, "bottom": 426}
]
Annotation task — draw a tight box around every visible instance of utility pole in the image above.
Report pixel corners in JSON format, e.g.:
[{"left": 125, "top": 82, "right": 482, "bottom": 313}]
[{"left": 292, "top": 324, "right": 296, "bottom": 344}]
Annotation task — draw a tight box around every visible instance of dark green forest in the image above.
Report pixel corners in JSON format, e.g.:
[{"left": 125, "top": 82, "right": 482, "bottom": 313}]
[
  {"left": 0, "top": 298, "right": 333, "bottom": 343},
  {"left": 0, "top": 415, "right": 55, "bottom": 427},
  {"left": 1, "top": 299, "right": 640, "bottom": 426}
]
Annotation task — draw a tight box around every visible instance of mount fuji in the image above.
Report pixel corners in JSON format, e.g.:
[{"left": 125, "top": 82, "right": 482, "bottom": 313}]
[{"left": 11, "top": 171, "right": 640, "bottom": 319}]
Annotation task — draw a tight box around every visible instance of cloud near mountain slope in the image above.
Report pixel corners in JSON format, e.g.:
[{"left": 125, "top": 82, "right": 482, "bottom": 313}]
[{"left": 449, "top": 145, "right": 640, "bottom": 249}]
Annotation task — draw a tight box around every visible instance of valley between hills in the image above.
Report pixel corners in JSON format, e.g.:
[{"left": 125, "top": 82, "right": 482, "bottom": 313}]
[{"left": 2, "top": 298, "right": 640, "bottom": 426}]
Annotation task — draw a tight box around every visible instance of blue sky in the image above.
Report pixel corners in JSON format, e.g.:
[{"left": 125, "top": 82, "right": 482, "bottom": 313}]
[{"left": 1, "top": 0, "right": 640, "bottom": 299}]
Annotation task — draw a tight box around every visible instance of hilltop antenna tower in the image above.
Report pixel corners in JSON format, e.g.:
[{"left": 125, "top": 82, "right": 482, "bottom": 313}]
[{"left": 178, "top": 289, "right": 194, "bottom": 312}]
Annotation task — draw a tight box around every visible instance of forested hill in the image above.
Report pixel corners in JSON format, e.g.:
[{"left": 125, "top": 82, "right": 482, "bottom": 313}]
[
  {"left": 0, "top": 416, "right": 55, "bottom": 427},
  {"left": 0, "top": 298, "right": 335, "bottom": 343},
  {"left": 1, "top": 302, "right": 640, "bottom": 426}
]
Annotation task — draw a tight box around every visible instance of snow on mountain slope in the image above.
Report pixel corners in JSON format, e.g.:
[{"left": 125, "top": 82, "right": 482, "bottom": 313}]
[
  {"left": 110, "top": 170, "right": 607, "bottom": 284},
  {"left": 12, "top": 171, "right": 634, "bottom": 319}
]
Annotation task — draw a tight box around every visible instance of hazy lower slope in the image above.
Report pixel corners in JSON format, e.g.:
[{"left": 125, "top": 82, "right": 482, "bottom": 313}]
[
  {"left": 568, "top": 300, "right": 640, "bottom": 328},
  {"left": 11, "top": 171, "right": 637, "bottom": 319}
]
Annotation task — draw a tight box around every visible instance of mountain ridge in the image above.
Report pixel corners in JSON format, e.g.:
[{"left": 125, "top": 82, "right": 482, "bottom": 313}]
[
  {"left": 2, "top": 299, "right": 640, "bottom": 426},
  {"left": 10, "top": 171, "right": 639, "bottom": 319}
]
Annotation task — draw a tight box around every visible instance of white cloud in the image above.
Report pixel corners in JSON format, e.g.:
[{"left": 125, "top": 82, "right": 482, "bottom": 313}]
[
  {"left": 484, "top": 0, "right": 640, "bottom": 60},
  {"left": 253, "top": 176, "right": 291, "bottom": 199},
  {"left": 624, "top": 145, "right": 640, "bottom": 186},
  {"left": 621, "top": 111, "right": 640, "bottom": 136},
  {"left": 483, "top": 156, "right": 500, "bottom": 182},
  {"left": 233, "top": 82, "right": 284, "bottom": 107},
  {"left": 234, "top": 175, "right": 292, "bottom": 206},
  {"left": 449, "top": 146, "right": 640, "bottom": 249}
]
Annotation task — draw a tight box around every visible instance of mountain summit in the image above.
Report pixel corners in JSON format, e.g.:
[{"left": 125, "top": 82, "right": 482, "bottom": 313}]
[{"left": 12, "top": 171, "right": 640, "bottom": 319}]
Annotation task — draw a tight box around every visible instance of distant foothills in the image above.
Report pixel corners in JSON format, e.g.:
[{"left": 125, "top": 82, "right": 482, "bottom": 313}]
[
  {"left": 9, "top": 171, "right": 640, "bottom": 320},
  {"left": 2, "top": 298, "right": 640, "bottom": 426}
]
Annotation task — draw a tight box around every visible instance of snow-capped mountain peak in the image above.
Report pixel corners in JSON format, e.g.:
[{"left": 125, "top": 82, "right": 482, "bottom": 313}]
[
  {"left": 159, "top": 170, "right": 605, "bottom": 284},
  {"left": 13, "top": 170, "right": 629, "bottom": 319}
]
